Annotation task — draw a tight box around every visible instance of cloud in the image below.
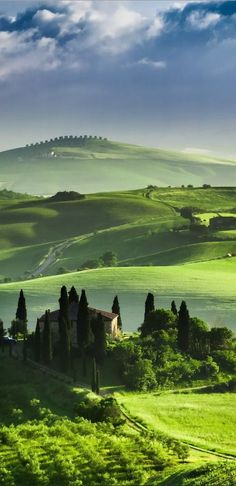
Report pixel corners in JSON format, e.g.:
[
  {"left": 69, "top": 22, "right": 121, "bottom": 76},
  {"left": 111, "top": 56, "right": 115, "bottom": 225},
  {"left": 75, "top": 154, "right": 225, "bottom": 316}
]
[
  {"left": 146, "top": 15, "right": 164, "bottom": 39},
  {"left": 188, "top": 11, "right": 221, "bottom": 29},
  {"left": 0, "top": 29, "right": 59, "bottom": 78},
  {"left": 137, "top": 58, "right": 166, "bottom": 69},
  {"left": 0, "top": 0, "right": 236, "bottom": 80}
]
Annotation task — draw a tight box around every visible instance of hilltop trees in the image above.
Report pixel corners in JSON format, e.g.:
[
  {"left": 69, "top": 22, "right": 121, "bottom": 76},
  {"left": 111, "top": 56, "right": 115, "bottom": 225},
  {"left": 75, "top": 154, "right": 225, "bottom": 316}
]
[
  {"left": 59, "top": 286, "right": 70, "bottom": 372},
  {"left": 171, "top": 301, "right": 178, "bottom": 316},
  {"left": 177, "top": 301, "right": 190, "bottom": 353},
  {"left": 141, "top": 309, "right": 176, "bottom": 337},
  {"left": 77, "top": 289, "right": 90, "bottom": 375},
  {"left": 14, "top": 289, "right": 28, "bottom": 336},
  {"left": 0, "top": 320, "right": 6, "bottom": 351},
  {"left": 144, "top": 293, "right": 155, "bottom": 322},
  {"left": 112, "top": 296, "right": 122, "bottom": 330},
  {"left": 69, "top": 286, "right": 79, "bottom": 304}
]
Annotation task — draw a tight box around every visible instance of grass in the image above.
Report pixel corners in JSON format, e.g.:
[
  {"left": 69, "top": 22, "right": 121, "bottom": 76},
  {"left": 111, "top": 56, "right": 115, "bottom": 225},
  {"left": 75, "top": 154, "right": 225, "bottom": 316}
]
[
  {"left": 151, "top": 187, "right": 236, "bottom": 211},
  {"left": 0, "top": 355, "right": 188, "bottom": 485},
  {"left": 0, "top": 186, "right": 235, "bottom": 280},
  {"left": 125, "top": 241, "right": 236, "bottom": 266},
  {"left": 1, "top": 259, "right": 236, "bottom": 332},
  {"left": 116, "top": 390, "right": 236, "bottom": 456}
]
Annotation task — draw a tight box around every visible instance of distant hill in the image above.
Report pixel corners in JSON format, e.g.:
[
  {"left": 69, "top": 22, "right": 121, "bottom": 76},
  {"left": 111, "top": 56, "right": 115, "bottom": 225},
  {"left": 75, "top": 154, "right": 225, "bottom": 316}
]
[
  {"left": 0, "top": 136, "right": 236, "bottom": 194},
  {"left": 48, "top": 191, "right": 85, "bottom": 202}
]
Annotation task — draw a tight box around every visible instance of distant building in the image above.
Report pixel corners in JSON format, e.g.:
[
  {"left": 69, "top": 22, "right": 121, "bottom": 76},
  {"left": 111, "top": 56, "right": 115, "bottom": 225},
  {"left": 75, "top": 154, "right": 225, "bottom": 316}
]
[{"left": 38, "top": 302, "right": 119, "bottom": 346}]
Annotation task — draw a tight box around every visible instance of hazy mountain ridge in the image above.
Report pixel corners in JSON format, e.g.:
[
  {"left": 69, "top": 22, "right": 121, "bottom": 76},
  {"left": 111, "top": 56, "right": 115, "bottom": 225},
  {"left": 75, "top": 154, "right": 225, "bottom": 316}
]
[{"left": 0, "top": 137, "right": 236, "bottom": 195}]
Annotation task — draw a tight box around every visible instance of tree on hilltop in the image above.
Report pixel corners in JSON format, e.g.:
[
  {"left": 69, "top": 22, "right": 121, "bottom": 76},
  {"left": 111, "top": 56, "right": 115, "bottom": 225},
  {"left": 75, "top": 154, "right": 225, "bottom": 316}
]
[
  {"left": 59, "top": 286, "right": 70, "bottom": 372},
  {"left": 144, "top": 293, "right": 155, "bottom": 322},
  {"left": 171, "top": 300, "right": 178, "bottom": 316},
  {"left": 77, "top": 289, "right": 90, "bottom": 375},
  {"left": 112, "top": 296, "right": 122, "bottom": 331},
  {"left": 177, "top": 301, "right": 190, "bottom": 353},
  {"left": 69, "top": 286, "right": 79, "bottom": 304},
  {"left": 16, "top": 289, "right": 27, "bottom": 333}
]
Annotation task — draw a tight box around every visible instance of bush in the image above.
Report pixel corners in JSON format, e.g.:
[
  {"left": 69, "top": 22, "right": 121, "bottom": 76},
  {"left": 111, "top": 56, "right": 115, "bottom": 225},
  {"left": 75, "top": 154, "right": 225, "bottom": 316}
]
[
  {"left": 212, "top": 350, "right": 236, "bottom": 373},
  {"left": 75, "top": 397, "right": 125, "bottom": 426},
  {"left": 198, "top": 356, "right": 219, "bottom": 378},
  {"left": 124, "top": 359, "right": 157, "bottom": 391}
]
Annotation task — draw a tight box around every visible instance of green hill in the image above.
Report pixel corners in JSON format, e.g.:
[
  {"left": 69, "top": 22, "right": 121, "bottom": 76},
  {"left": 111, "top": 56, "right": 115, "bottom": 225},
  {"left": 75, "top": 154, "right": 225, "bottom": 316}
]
[
  {"left": 1, "top": 259, "right": 236, "bottom": 332},
  {"left": 1, "top": 137, "right": 236, "bottom": 194},
  {"left": 0, "top": 186, "right": 235, "bottom": 281}
]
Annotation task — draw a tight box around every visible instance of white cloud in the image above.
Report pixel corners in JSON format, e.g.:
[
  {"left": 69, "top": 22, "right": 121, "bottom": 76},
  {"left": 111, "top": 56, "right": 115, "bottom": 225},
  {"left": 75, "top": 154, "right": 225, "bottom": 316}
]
[
  {"left": 0, "top": 30, "right": 59, "bottom": 78},
  {"left": 188, "top": 11, "right": 221, "bottom": 30},
  {"left": 137, "top": 57, "right": 166, "bottom": 69},
  {"left": 33, "top": 9, "right": 64, "bottom": 23},
  {"left": 147, "top": 15, "right": 164, "bottom": 39}
]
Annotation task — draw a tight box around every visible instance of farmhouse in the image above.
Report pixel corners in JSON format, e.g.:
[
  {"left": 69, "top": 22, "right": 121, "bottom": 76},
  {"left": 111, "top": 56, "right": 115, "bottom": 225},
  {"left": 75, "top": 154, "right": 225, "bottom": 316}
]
[{"left": 38, "top": 302, "right": 119, "bottom": 346}]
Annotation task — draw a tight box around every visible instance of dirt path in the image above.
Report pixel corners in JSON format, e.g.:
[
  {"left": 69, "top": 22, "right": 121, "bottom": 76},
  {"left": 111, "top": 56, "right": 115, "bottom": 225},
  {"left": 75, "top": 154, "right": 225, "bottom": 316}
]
[{"left": 31, "top": 240, "right": 74, "bottom": 277}]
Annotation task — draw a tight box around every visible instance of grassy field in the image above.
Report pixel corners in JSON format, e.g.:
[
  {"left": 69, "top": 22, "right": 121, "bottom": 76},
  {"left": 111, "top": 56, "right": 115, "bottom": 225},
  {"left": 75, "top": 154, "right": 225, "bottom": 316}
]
[
  {"left": 1, "top": 356, "right": 236, "bottom": 486},
  {"left": 0, "top": 259, "right": 236, "bottom": 331},
  {"left": 125, "top": 241, "right": 236, "bottom": 266},
  {"left": 1, "top": 138, "right": 236, "bottom": 194},
  {"left": 116, "top": 390, "right": 236, "bottom": 456},
  {"left": 0, "top": 186, "right": 236, "bottom": 281}
]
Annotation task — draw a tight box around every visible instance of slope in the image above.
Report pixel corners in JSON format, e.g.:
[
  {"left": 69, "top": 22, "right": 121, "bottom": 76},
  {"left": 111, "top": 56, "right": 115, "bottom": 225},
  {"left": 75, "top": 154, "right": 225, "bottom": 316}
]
[
  {"left": 0, "top": 259, "right": 236, "bottom": 331},
  {"left": 1, "top": 137, "right": 236, "bottom": 194}
]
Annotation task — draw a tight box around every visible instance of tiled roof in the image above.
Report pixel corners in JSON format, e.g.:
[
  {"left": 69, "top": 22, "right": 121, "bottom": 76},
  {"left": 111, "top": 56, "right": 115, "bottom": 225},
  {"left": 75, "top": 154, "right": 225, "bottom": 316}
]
[{"left": 39, "top": 303, "right": 118, "bottom": 322}]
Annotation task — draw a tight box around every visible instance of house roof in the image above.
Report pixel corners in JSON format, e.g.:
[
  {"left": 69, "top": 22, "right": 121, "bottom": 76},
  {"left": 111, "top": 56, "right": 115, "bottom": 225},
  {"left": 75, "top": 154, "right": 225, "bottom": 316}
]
[{"left": 39, "top": 303, "right": 118, "bottom": 322}]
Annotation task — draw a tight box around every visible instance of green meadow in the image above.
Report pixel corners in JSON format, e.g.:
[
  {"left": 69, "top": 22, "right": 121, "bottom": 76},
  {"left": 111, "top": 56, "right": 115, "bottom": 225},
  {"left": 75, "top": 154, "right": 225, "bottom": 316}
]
[
  {"left": 116, "top": 390, "right": 236, "bottom": 456},
  {"left": 0, "top": 185, "right": 235, "bottom": 330},
  {"left": 0, "top": 259, "right": 236, "bottom": 331}
]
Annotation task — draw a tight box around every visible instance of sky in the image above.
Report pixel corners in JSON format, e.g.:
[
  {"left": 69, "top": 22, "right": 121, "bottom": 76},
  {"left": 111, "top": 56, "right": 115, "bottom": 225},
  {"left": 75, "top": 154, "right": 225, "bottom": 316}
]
[{"left": 0, "top": 0, "right": 236, "bottom": 157}]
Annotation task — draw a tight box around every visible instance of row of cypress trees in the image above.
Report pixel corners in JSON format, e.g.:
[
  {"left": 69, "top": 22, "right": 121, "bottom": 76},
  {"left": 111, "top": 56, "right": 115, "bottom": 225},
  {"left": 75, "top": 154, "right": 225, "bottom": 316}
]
[
  {"left": 144, "top": 293, "right": 190, "bottom": 353},
  {"left": 34, "top": 286, "right": 122, "bottom": 376}
]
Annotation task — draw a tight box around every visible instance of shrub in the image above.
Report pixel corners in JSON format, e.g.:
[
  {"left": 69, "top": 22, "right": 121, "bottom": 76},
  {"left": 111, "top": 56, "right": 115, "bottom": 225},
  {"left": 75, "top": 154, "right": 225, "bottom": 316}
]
[{"left": 124, "top": 359, "right": 157, "bottom": 391}]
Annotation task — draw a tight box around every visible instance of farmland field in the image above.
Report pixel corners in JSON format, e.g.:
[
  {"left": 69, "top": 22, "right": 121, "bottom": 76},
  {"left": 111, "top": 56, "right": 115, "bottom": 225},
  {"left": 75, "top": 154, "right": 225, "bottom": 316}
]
[{"left": 117, "top": 390, "right": 236, "bottom": 456}]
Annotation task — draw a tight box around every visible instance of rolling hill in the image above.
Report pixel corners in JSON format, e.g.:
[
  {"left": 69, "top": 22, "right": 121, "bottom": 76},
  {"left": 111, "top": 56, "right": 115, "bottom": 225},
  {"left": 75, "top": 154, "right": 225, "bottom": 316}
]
[
  {"left": 0, "top": 185, "right": 235, "bottom": 331},
  {"left": 1, "top": 259, "right": 236, "bottom": 332},
  {"left": 0, "top": 186, "right": 236, "bottom": 281},
  {"left": 1, "top": 136, "right": 236, "bottom": 194}
]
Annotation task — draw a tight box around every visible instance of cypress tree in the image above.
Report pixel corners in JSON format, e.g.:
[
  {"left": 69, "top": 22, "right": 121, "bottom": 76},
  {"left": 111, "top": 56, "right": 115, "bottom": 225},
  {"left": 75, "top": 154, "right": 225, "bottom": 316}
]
[
  {"left": 77, "top": 289, "right": 90, "bottom": 376},
  {"left": 77, "top": 289, "right": 90, "bottom": 348},
  {"left": 91, "top": 357, "right": 97, "bottom": 392},
  {"left": 177, "top": 301, "right": 190, "bottom": 353},
  {"left": 0, "top": 320, "right": 5, "bottom": 352},
  {"left": 34, "top": 319, "right": 41, "bottom": 362},
  {"left": 23, "top": 334, "right": 27, "bottom": 362},
  {"left": 91, "top": 313, "right": 106, "bottom": 365},
  {"left": 68, "top": 286, "right": 79, "bottom": 304},
  {"left": 144, "top": 292, "right": 155, "bottom": 321},
  {"left": 59, "top": 286, "right": 70, "bottom": 372},
  {"left": 42, "top": 311, "right": 52, "bottom": 365},
  {"left": 171, "top": 300, "right": 178, "bottom": 316},
  {"left": 112, "top": 296, "right": 122, "bottom": 331},
  {"left": 16, "top": 289, "right": 27, "bottom": 334},
  {"left": 96, "top": 369, "right": 100, "bottom": 395}
]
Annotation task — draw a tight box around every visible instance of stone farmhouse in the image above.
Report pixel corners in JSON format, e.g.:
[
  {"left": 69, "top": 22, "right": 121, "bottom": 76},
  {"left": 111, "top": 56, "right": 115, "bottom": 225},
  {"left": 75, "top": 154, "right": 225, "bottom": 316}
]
[{"left": 38, "top": 302, "right": 119, "bottom": 346}]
